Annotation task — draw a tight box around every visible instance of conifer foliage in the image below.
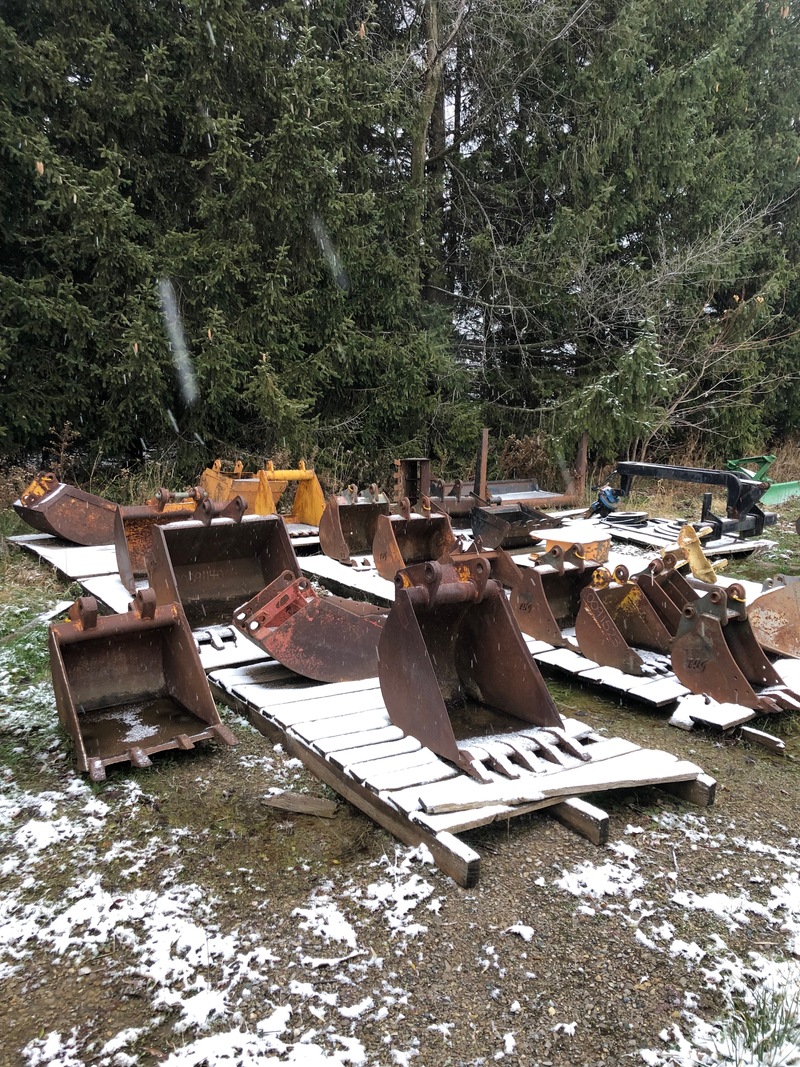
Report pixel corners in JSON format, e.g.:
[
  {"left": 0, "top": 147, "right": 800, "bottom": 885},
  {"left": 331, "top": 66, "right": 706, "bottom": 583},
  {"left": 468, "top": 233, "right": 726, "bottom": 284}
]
[{"left": 1, "top": 0, "right": 799, "bottom": 471}]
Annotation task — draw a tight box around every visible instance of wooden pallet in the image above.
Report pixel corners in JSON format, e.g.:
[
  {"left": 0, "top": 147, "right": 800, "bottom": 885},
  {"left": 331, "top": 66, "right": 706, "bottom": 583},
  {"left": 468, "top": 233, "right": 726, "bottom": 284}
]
[{"left": 209, "top": 664, "right": 715, "bottom": 887}]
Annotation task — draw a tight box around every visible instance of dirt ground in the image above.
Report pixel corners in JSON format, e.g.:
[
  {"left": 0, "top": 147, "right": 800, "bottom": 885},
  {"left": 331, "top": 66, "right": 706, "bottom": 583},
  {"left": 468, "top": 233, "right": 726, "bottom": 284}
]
[{"left": 1, "top": 517, "right": 800, "bottom": 1067}]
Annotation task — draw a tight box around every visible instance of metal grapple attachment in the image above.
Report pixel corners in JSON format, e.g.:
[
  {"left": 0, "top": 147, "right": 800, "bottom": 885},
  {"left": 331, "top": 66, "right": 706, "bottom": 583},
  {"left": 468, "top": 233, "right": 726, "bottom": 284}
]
[
  {"left": 378, "top": 557, "right": 564, "bottom": 782},
  {"left": 147, "top": 514, "right": 301, "bottom": 628},
  {"left": 574, "top": 564, "right": 673, "bottom": 676},
  {"left": 49, "top": 590, "right": 236, "bottom": 781},
  {"left": 748, "top": 575, "right": 800, "bottom": 658},
  {"left": 233, "top": 571, "right": 387, "bottom": 682},
  {"left": 372, "top": 498, "right": 459, "bottom": 581},
  {"left": 318, "top": 493, "right": 391, "bottom": 564}
]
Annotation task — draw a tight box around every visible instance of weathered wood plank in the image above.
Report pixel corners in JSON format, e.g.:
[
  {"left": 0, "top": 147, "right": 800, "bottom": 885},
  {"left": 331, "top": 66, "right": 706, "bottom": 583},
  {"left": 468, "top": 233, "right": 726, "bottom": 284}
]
[
  {"left": 660, "top": 773, "right": 716, "bottom": 808},
  {"left": 312, "top": 725, "right": 406, "bottom": 756},
  {"left": 282, "top": 734, "right": 480, "bottom": 887},
  {"left": 345, "top": 746, "right": 444, "bottom": 782},
  {"left": 329, "top": 734, "right": 423, "bottom": 770},
  {"left": 551, "top": 797, "right": 610, "bottom": 845},
  {"left": 290, "top": 709, "right": 392, "bottom": 743},
  {"left": 261, "top": 791, "right": 339, "bottom": 818}
]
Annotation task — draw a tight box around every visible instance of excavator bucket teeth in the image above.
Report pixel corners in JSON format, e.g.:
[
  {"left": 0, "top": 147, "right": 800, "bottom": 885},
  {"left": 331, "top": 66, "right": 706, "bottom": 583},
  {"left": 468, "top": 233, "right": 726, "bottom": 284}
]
[
  {"left": 319, "top": 495, "right": 391, "bottom": 563},
  {"left": 49, "top": 590, "right": 236, "bottom": 780},
  {"left": 748, "top": 576, "right": 800, "bottom": 658},
  {"left": 233, "top": 572, "right": 386, "bottom": 682},
  {"left": 147, "top": 515, "right": 301, "bottom": 628},
  {"left": 378, "top": 558, "right": 563, "bottom": 781},
  {"left": 14, "top": 474, "right": 120, "bottom": 545},
  {"left": 372, "top": 508, "right": 459, "bottom": 581},
  {"left": 470, "top": 504, "right": 560, "bottom": 550}
]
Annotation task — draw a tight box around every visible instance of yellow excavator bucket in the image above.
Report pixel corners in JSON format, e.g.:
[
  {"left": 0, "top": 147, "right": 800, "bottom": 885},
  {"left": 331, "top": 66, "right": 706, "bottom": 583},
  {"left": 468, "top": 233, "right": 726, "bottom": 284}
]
[{"left": 199, "top": 459, "right": 325, "bottom": 525}]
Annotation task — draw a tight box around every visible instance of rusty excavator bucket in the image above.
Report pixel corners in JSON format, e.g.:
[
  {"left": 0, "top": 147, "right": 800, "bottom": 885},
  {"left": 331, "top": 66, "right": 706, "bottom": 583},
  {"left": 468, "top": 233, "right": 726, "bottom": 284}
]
[
  {"left": 573, "top": 565, "right": 673, "bottom": 676},
  {"left": 13, "top": 473, "right": 199, "bottom": 546},
  {"left": 378, "top": 557, "right": 568, "bottom": 782},
  {"left": 146, "top": 514, "right": 301, "bottom": 628},
  {"left": 670, "top": 585, "right": 800, "bottom": 713},
  {"left": 318, "top": 489, "right": 391, "bottom": 565},
  {"left": 748, "top": 575, "right": 800, "bottom": 658},
  {"left": 470, "top": 503, "right": 561, "bottom": 550},
  {"left": 49, "top": 590, "right": 236, "bottom": 781},
  {"left": 200, "top": 459, "right": 325, "bottom": 526},
  {"left": 372, "top": 498, "right": 459, "bottom": 581},
  {"left": 635, "top": 557, "right": 800, "bottom": 711},
  {"left": 115, "top": 492, "right": 247, "bottom": 594},
  {"left": 233, "top": 571, "right": 387, "bottom": 682},
  {"left": 502, "top": 545, "right": 598, "bottom": 651},
  {"left": 14, "top": 473, "right": 119, "bottom": 544}
]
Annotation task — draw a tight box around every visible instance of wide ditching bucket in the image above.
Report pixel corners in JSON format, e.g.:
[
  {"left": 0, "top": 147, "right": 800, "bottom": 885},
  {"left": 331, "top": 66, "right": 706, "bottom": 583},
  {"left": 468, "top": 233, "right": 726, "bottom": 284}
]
[
  {"left": 378, "top": 557, "right": 565, "bottom": 782},
  {"left": 200, "top": 459, "right": 325, "bottom": 526},
  {"left": 49, "top": 590, "right": 236, "bottom": 781},
  {"left": 574, "top": 565, "right": 673, "bottom": 676},
  {"left": 372, "top": 498, "right": 459, "bottom": 581},
  {"left": 14, "top": 473, "right": 124, "bottom": 546},
  {"left": 233, "top": 571, "right": 387, "bottom": 682},
  {"left": 147, "top": 514, "right": 301, "bottom": 628},
  {"left": 319, "top": 493, "right": 391, "bottom": 564},
  {"left": 748, "top": 575, "right": 800, "bottom": 658},
  {"left": 115, "top": 492, "right": 247, "bottom": 594}
]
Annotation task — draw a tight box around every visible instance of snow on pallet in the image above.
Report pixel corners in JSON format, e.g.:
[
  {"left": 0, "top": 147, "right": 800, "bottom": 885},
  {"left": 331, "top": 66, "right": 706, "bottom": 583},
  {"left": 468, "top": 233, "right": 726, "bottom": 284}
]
[{"left": 209, "top": 664, "right": 715, "bottom": 887}]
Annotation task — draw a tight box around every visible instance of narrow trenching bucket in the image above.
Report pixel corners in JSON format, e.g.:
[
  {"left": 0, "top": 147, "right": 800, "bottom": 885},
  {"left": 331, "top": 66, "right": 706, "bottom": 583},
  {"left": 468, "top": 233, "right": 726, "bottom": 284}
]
[
  {"left": 378, "top": 557, "right": 565, "bottom": 781},
  {"left": 49, "top": 590, "right": 236, "bottom": 781},
  {"left": 147, "top": 514, "right": 301, "bottom": 628},
  {"left": 318, "top": 494, "right": 391, "bottom": 564},
  {"left": 372, "top": 498, "right": 459, "bottom": 581},
  {"left": 115, "top": 495, "right": 247, "bottom": 594},
  {"left": 748, "top": 575, "right": 800, "bottom": 658},
  {"left": 671, "top": 586, "right": 800, "bottom": 713},
  {"left": 574, "top": 565, "right": 673, "bottom": 676},
  {"left": 470, "top": 503, "right": 561, "bottom": 550},
  {"left": 505, "top": 545, "right": 597, "bottom": 651},
  {"left": 233, "top": 571, "right": 387, "bottom": 682}
]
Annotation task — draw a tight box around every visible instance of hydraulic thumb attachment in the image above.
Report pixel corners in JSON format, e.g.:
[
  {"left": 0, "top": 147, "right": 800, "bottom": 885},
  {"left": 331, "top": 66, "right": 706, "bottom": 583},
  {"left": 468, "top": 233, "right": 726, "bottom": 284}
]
[{"left": 378, "top": 557, "right": 566, "bottom": 782}]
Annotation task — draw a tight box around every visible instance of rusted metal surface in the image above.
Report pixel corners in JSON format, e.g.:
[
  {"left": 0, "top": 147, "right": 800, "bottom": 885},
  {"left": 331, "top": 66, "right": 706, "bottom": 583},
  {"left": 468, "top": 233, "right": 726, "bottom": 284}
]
[
  {"left": 115, "top": 494, "right": 247, "bottom": 593},
  {"left": 393, "top": 431, "right": 588, "bottom": 517},
  {"left": 49, "top": 590, "right": 236, "bottom": 781},
  {"left": 671, "top": 586, "right": 800, "bottom": 712},
  {"left": 574, "top": 565, "right": 673, "bottom": 676},
  {"left": 318, "top": 494, "right": 391, "bottom": 564},
  {"left": 470, "top": 503, "right": 561, "bottom": 550},
  {"left": 749, "top": 575, "right": 800, "bottom": 658},
  {"left": 233, "top": 571, "right": 387, "bottom": 682},
  {"left": 14, "top": 474, "right": 121, "bottom": 545},
  {"left": 505, "top": 545, "right": 597, "bottom": 651},
  {"left": 372, "top": 498, "right": 459, "bottom": 581},
  {"left": 147, "top": 515, "right": 301, "bottom": 628},
  {"left": 200, "top": 459, "right": 325, "bottom": 526},
  {"left": 378, "top": 557, "right": 564, "bottom": 781}
]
